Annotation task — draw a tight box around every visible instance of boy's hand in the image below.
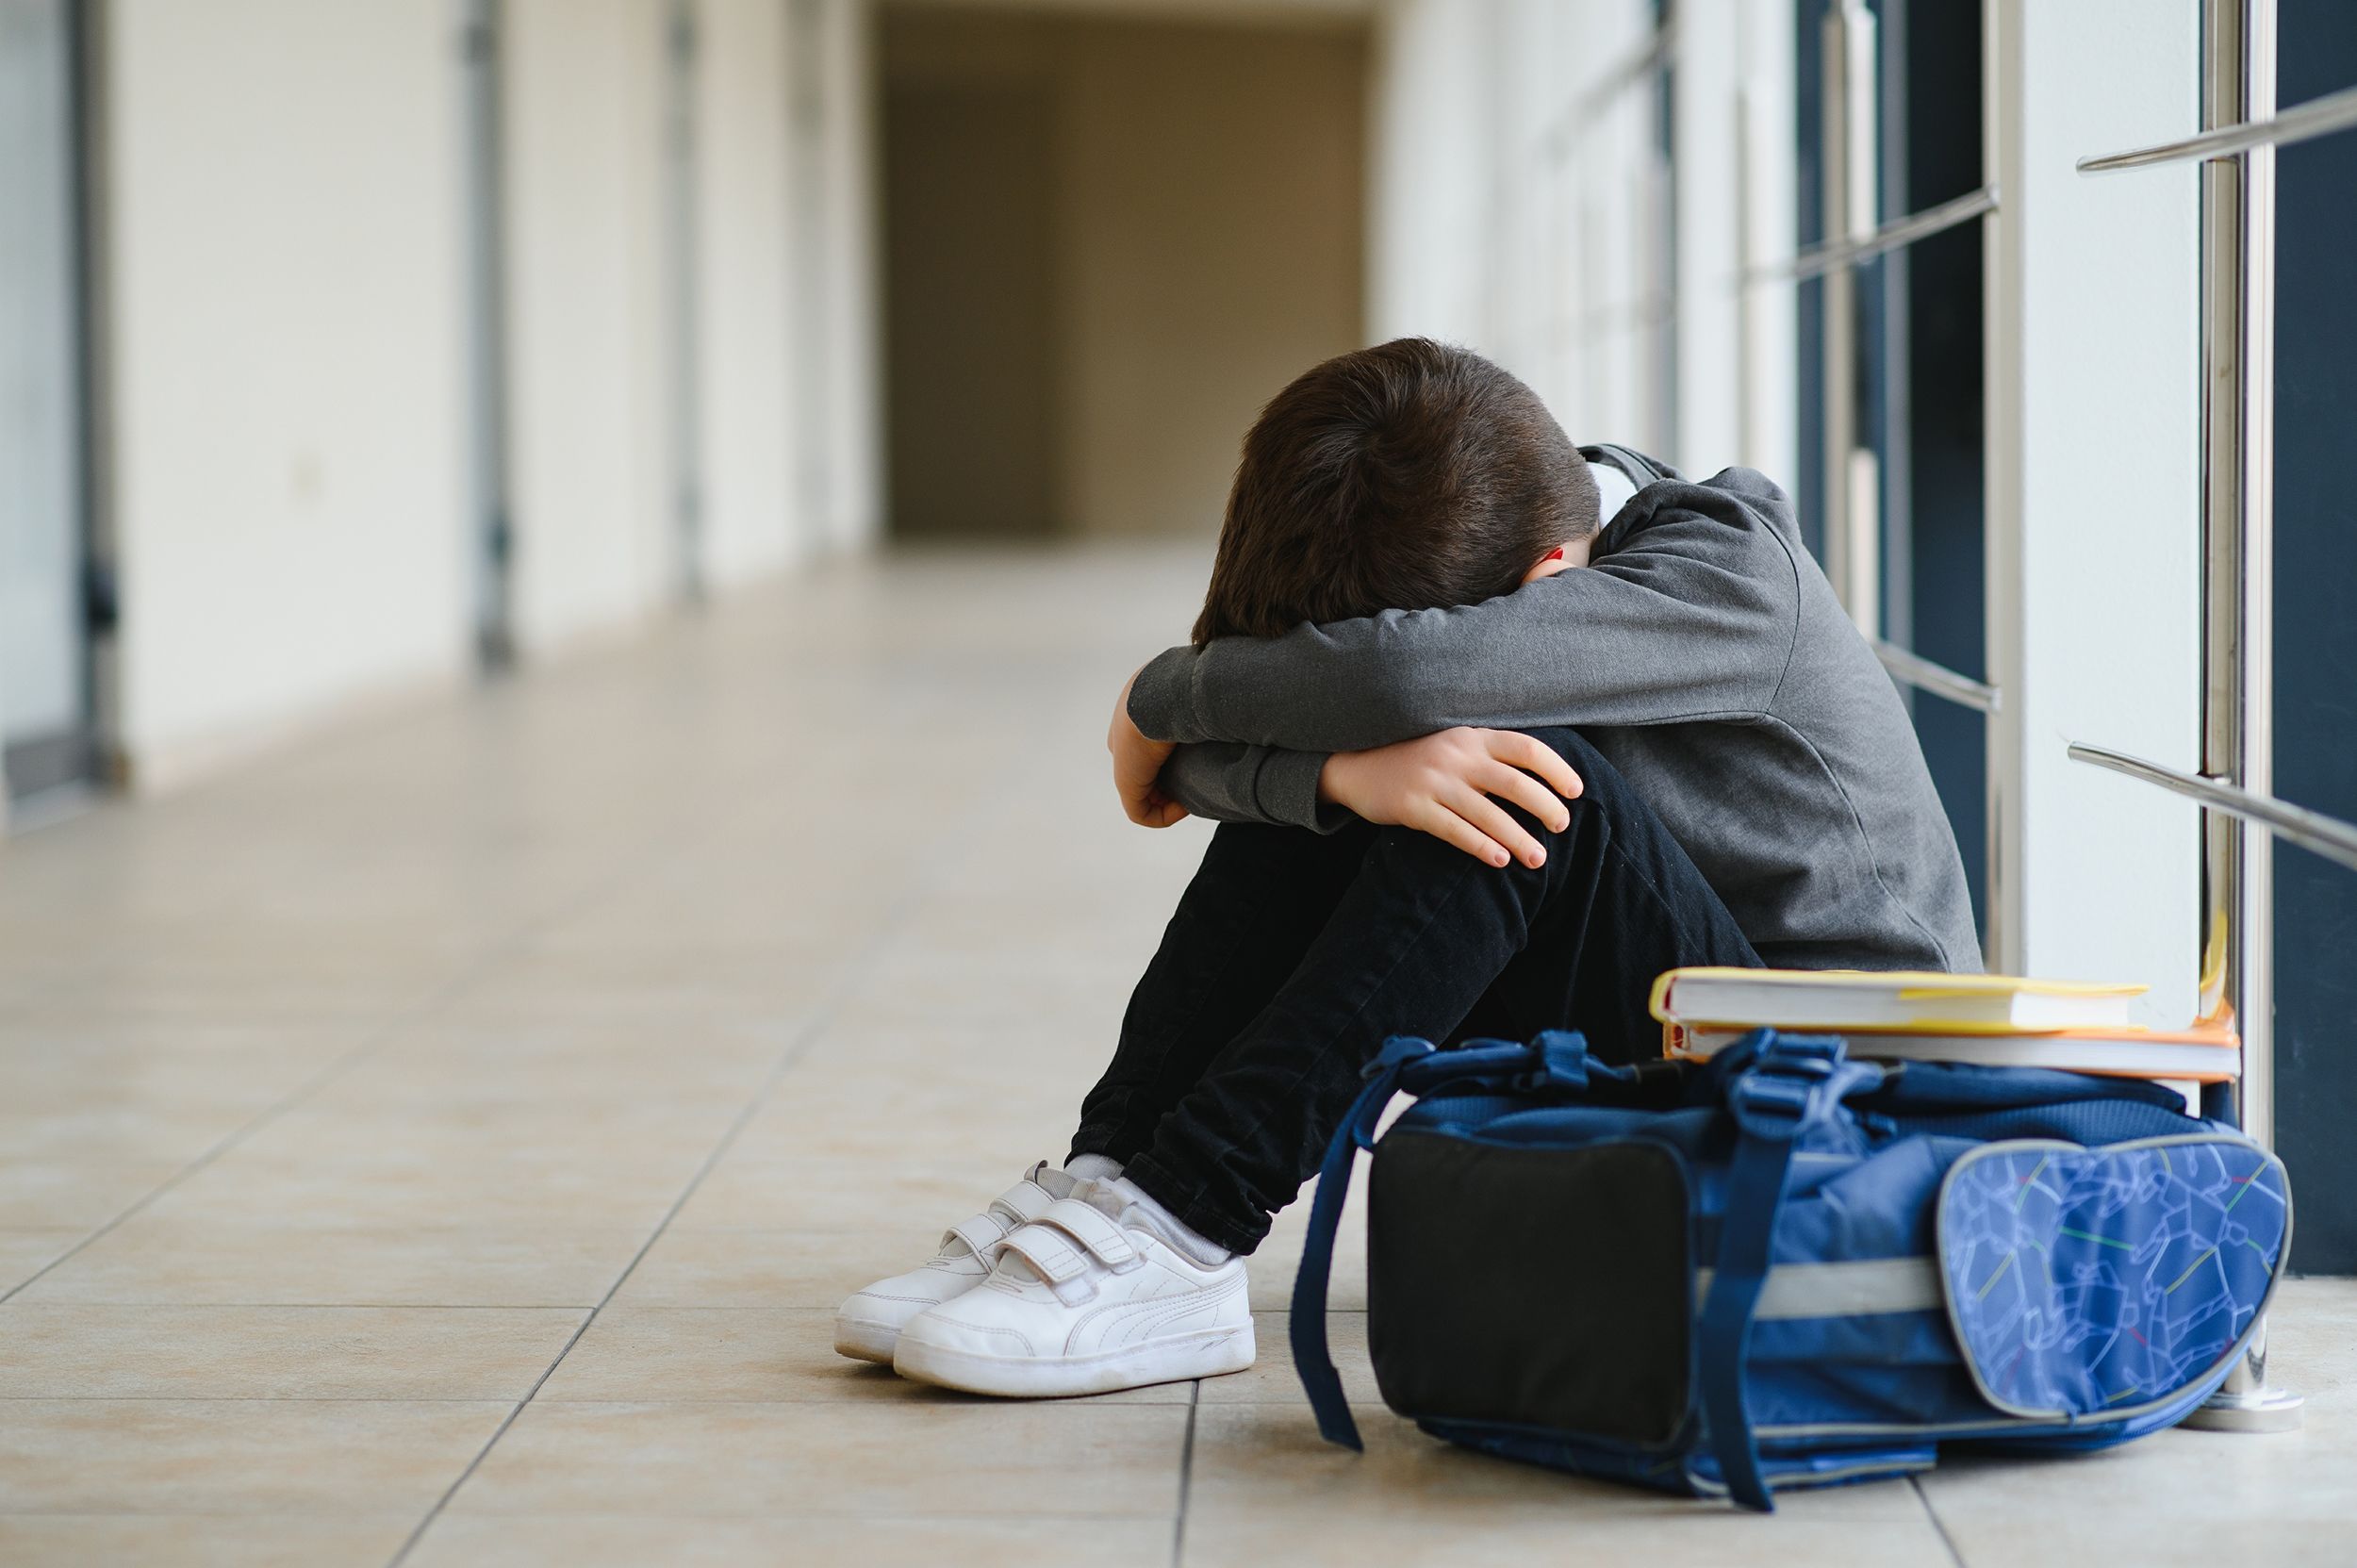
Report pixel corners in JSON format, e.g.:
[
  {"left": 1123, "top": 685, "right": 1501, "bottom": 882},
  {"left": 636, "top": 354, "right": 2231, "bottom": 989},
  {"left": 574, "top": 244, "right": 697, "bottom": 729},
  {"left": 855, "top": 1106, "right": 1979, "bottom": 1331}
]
[
  {"left": 1110, "top": 672, "right": 1188, "bottom": 827},
  {"left": 1318, "top": 729, "right": 1582, "bottom": 868}
]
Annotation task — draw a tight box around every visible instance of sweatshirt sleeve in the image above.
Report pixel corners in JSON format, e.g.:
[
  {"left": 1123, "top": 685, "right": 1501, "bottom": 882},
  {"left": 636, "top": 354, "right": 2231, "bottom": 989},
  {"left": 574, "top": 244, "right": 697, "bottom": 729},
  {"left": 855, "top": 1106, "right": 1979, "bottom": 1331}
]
[
  {"left": 1153, "top": 741, "right": 1351, "bottom": 833},
  {"left": 1128, "top": 468, "right": 1805, "bottom": 754}
]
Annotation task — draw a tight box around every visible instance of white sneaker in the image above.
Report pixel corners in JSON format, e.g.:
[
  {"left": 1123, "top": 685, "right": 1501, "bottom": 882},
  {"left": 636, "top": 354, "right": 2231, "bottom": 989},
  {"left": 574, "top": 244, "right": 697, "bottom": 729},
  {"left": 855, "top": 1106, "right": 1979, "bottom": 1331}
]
[
  {"left": 891, "top": 1182, "right": 1254, "bottom": 1397},
  {"left": 833, "top": 1161, "right": 1081, "bottom": 1363}
]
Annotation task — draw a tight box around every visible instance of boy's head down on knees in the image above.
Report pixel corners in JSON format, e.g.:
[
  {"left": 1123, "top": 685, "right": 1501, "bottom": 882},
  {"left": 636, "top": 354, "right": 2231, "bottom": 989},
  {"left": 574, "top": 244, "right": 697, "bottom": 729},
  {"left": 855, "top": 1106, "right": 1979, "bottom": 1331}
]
[{"left": 1194, "top": 338, "right": 1603, "bottom": 646}]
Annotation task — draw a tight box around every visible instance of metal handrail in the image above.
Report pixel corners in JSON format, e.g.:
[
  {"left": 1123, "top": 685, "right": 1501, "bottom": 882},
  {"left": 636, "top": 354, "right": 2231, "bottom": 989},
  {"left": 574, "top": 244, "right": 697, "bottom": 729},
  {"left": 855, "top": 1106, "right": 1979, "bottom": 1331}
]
[
  {"left": 2068, "top": 743, "right": 2357, "bottom": 875},
  {"left": 2078, "top": 79, "right": 2357, "bottom": 173},
  {"left": 1873, "top": 641, "right": 1999, "bottom": 714},
  {"left": 1747, "top": 185, "right": 1999, "bottom": 284}
]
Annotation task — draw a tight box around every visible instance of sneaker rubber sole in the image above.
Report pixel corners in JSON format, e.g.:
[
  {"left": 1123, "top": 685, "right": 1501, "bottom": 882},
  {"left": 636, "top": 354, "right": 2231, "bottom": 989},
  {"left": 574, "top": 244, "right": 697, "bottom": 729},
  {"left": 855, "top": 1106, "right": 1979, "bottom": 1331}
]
[
  {"left": 832, "top": 1315, "right": 903, "bottom": 1365},
  {"left": 892, "top": 1320, "right": 1257, "bottom": 1398}
]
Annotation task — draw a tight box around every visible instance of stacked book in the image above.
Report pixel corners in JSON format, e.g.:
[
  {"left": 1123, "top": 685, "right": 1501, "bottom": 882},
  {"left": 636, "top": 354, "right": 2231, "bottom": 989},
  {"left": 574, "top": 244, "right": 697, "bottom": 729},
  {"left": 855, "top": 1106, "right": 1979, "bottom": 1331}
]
[{"left": 1650, "top": 967, "right": 2240, "bottom": 1082}]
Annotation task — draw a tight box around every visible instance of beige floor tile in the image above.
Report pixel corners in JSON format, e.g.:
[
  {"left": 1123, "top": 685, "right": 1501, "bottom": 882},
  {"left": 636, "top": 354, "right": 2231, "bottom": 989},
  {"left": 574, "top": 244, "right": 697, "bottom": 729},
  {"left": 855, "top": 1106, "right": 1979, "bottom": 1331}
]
[
  {"left": 1198, "top": 1312, "right": 1372, "bottom": 1405},
  {"left": 1916, "top": 1510, "right": 2354, "bottom": 1568},
  {"left": 453, "top": 1400, "right": 1189, "bottom": 1516},
  {"left": 668, "top": 1149, "right": 1027, "bottom": 1232},
  {"left": 1179, "top": 1506, "right": 1958, "bottom": 1568},
  {"left": 0, "top": 1304, "right": 581, "bottom": 1398},
  {"left": 13, "top": 1218, "right": 647, "bottom": 1306},
  {"left": 724, "top": 1070, "right": 1080, "bottom": 1159},
  {"left": 1180, "top": 1403, "right": 1947, "bottom": 1568},
  {"left": 1920, "top": 1422, "right": 2357, "bottom": 1557},
  {"left": 611, "top": 1226, "right": 927, "bottom": 1310},
  {"left": 223, "top": 1097, "right": 744, "bottom": 1164},
  {"left": 0, "top": 1398, "right": 507, "bottom": 1513},
  {"left": 2267, "top": 1276, "right": 2357, "bottom": 1391},
  {"left": 406, "top": 1512, "right": 1174, "bottom": 1568},
  {"left": 0, "top": 1229, "right": 83, "bottom": 1294},
  {"left": 536, "top": 1305, "right": 1187, "bottom": 1405},
  {"left": 0, "top": 1104, "right": 259, "bottom": 1164},
  {"left": 315, "top": 1031, "right": 788, "bottom": 1110},
  {"left": 0, "top": 1513, "right": 419, "bottom": 1568},
  {"left": 140, "top": 1141, "right": 706, "bottom": 1231},
  {"left": 0, "top": 1159, "right": 182, "bottom": 1228},
  {"left": 0, "top": 1029, "right": 352, "bottom": 1122}
]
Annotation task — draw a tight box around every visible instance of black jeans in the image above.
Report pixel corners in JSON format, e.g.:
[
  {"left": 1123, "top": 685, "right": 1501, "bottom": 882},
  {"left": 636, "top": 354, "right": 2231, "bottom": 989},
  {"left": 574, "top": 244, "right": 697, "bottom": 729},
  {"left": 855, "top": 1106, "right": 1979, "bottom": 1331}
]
[{"left": 1068, "top": 727, "right": 1761, "bottom": 1254}]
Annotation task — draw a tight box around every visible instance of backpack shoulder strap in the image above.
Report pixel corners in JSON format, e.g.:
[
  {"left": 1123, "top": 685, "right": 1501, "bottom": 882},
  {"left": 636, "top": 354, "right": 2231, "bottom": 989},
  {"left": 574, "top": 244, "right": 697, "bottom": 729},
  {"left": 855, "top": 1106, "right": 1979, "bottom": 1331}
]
[
  {"left": 1579, "top": 442, "right": 1680, "bottom": 487},
  {"left": 1289, "top": 1037, "right": 1432, "bottom": 1451},
  {"left": 1696, "top": 1034, "right": 1884, "bottom": 1511}
]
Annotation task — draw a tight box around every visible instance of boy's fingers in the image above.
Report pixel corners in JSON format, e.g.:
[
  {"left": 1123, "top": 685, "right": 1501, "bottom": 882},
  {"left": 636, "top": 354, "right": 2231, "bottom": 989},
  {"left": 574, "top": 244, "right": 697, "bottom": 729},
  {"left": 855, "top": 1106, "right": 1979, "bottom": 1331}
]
[
  {"left": 1476, "top": 760, "right": 1571, "bottom": 833},
  {"left": 1445, "top": 785, "right": 1546, "bottom": 869},
  {"left": 1489, "top": 733, "right": 1583, "bottom": 799},
  {"left": 1408, "top": 801, "right": 1512, "bottom": 867}
]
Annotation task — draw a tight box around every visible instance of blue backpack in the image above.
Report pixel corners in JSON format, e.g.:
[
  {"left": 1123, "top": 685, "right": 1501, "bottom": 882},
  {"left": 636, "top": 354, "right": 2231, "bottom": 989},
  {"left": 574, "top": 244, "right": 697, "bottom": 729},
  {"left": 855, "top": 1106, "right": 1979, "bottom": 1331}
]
[{"left": 1290, "top": 1029, "right": 2291, "bottom": 1510}]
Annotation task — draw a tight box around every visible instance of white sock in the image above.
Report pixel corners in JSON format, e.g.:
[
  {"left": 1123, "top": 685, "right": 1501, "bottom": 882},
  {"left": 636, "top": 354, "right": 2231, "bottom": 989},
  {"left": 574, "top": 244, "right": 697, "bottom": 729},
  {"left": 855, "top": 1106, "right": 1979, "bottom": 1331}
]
[
  {"left": 1063, "top": 1152, "right": 1125, "bottom": 1183},
  {"left": 1100, "top": 1176, "right": 1232, "bottom": 1267}
]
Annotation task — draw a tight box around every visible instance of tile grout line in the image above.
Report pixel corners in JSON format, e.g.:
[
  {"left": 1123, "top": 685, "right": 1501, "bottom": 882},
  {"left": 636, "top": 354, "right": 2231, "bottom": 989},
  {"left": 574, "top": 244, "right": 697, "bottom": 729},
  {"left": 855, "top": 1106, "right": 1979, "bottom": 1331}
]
[
  {"left": 1909, "top": 1475, "right": 1969, "bottom": 1568},
  {"left": 1170, "top": 1379, "right": 1201, "bottom": 1568},
  {"left": 383, "top": 754, "right": 1037, "bottom": 1568}
]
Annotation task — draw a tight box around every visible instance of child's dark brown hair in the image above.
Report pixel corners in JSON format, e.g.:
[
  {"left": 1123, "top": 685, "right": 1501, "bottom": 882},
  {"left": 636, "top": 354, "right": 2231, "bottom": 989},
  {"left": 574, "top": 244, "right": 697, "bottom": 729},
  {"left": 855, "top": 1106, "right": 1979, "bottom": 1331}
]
[{"left": 1193, "top": 338, "right": 1599, "bottom": 645}]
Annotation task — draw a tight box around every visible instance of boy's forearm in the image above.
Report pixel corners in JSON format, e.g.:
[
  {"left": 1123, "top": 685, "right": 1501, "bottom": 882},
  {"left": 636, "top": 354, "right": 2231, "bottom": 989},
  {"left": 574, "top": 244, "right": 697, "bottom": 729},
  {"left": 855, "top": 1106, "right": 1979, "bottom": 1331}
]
[
  {"left": 1155, "top": 741, "right": 1348, "bottom": 833},
  {"left": 1131, "top": 613, "right": 1518, "bottom": 754},
  {"left": 1128, "top": 472, "right": 1801, "bottom": 753},
  {"left": 1127, "top": 586, "right": 1731, "bottom": 753}
]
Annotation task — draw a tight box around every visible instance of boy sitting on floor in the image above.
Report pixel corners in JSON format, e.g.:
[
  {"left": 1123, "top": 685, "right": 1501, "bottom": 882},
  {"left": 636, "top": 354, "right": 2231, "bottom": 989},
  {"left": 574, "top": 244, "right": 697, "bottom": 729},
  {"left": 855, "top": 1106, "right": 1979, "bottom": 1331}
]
[{"left": 836, "top": 338, "right": 1978, "bottom": 1397}]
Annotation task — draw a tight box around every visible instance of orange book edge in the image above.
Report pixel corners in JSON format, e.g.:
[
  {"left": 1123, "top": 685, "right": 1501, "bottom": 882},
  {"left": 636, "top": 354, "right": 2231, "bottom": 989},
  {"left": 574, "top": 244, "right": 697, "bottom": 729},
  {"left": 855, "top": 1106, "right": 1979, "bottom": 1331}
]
[{"left": 1657, "top": 1017, "right": 2243, "bottom": 1083}]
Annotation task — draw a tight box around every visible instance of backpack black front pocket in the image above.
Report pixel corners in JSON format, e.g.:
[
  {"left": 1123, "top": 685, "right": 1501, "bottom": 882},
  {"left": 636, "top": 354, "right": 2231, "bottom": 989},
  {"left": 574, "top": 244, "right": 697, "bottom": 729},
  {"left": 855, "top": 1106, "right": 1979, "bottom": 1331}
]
[{"left": 1366, "top": 1131, "right": 1692, "bottom": 1446}]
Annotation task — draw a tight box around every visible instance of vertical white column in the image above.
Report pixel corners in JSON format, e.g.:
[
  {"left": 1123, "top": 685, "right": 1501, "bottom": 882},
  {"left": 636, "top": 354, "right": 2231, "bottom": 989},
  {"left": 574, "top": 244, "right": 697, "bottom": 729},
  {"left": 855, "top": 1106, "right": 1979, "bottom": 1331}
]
[
  {"left": 815, "top": 0, "right": 882, "bottom": 552},
  {"left": 1673, "top": 0, "right": 1741, "bottom": 476},
  {"left": 1982, "top": 0, "right": 2202, "bottom": 1015},
  {"left": 693, "top": 0, "right": 796, "bottom": 587},
  {"left": 1734, "top": 0, "right": 1798, "bottom": 491}
]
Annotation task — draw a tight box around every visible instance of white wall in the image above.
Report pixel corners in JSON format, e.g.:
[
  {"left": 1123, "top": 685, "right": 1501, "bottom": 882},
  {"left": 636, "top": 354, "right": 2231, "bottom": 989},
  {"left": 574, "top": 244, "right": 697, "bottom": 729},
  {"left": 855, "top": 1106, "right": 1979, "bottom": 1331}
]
[
  {"left": 1368, "top": 0, "right": 1795, "bottom": 483},
  {"left": 1367, "top": 0, "right": 1493, "bottom": 347},
  {"left": 104, "top": 0, "right": 470, "bottom": 788},
  {"left": 696, "top": 0, "right": 799, "bottom": 586},
  {"left": 1986, "top": 0, "right": 2203, "bottom": 1021},
  {"left": 60, "top": 0, "right": 886, "bottom": 806},
  {"left": 501, "top": 0, "right": 671, "bottom": 653}
]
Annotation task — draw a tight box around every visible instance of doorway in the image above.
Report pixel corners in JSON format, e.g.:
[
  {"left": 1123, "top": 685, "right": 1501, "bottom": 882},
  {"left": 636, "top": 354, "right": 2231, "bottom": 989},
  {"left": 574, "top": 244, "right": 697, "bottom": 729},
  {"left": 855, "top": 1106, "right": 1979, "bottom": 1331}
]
[
  {"left": 0, "top": 0, "right": 101, "bottom": 816},
  {"left": 877, "top": 6, "right": 1369, "bottom": 542}
]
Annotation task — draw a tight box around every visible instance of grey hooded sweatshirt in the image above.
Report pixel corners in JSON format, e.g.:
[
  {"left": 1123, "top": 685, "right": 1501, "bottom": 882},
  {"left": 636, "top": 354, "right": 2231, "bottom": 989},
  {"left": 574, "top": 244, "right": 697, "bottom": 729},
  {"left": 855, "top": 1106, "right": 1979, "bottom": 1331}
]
[{"left": 1129, "top": 445, "right": 1982, "bottom": 974}]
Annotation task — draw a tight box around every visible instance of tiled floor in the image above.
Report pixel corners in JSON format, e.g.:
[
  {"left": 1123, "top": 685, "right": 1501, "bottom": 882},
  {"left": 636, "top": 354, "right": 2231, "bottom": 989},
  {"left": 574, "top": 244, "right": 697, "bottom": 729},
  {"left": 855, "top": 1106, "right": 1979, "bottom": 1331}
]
[{"left": 0, "top": 546, "right": 2349, "bottom": 1567}]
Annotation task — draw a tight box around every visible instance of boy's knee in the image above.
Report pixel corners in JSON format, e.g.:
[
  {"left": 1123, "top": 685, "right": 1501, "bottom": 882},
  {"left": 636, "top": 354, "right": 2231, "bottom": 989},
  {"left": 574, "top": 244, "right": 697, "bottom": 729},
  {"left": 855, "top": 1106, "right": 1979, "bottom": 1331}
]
[
  {"left": 1512, "top": 725, "right": 1607, "bottom": 771},
  {"left": 1506, "top": 727, "right": 1627, "bottom": 813}
]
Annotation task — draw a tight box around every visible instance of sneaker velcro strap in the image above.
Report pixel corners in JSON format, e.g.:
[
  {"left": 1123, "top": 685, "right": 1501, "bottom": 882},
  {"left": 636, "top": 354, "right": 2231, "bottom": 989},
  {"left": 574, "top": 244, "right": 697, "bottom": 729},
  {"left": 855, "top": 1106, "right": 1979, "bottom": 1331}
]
[
  {"left": 1033, "top": 1197, "right": 1141, "bottom": 1269},
  {"left": 991, "top": 1178, "right": 1058, "bottom": 1229},
  {"left": 997, "top": 1222, "right": 1091, "bottom": 1285},
  {"left": 942, "top": 1214, "right": 1007, "bottom": 1260}
]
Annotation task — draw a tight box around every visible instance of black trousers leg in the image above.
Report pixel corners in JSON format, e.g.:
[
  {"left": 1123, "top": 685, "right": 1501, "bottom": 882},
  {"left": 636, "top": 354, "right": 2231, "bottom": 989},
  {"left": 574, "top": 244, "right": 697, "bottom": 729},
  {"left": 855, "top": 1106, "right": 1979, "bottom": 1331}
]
[
  {"left": 1068, "top": 817, "right": 1379, "bottom": 1171},
  {"left": 1072, "top": 728, "right": 1761, "bottom": 1255}
]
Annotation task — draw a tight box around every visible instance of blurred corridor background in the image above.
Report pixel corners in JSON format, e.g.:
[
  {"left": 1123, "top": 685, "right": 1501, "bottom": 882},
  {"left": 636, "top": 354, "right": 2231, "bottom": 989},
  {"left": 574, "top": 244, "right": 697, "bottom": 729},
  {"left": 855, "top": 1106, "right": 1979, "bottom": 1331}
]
[{"left": 4, "top": 0, "right": 2357, "bottom": 1561}]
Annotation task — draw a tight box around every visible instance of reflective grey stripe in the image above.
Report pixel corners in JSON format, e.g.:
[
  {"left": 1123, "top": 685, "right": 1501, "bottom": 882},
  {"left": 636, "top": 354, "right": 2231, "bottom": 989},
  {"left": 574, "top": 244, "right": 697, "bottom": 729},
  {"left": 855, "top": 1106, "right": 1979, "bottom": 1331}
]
[{"left": 1694, "top": 1256, "right": 1943, "bottom": 1320}]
